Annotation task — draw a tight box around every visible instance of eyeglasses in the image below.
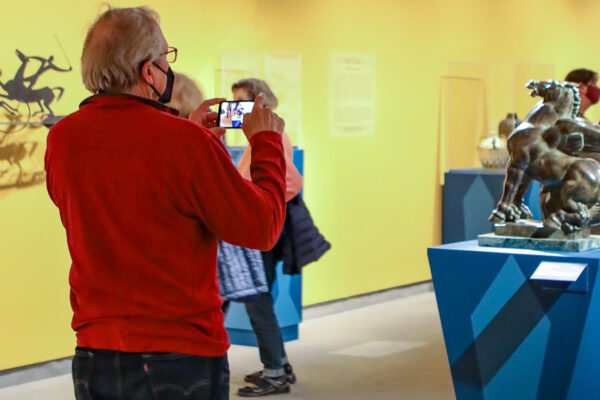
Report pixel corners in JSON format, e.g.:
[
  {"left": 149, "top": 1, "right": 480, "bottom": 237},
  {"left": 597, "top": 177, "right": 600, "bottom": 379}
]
[{"left": 160, "top": 47, "right": 178, "bottom": 64}]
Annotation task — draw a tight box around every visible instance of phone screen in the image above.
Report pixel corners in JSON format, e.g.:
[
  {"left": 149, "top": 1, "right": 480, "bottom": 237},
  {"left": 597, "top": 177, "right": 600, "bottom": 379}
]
[{"left": 217, "top": 101, "right": 254, "bottom": 129}]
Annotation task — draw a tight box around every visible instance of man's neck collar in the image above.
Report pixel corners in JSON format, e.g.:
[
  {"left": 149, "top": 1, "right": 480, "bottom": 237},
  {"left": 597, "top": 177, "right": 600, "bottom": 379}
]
[{"left": 80, "top": 91, "right": 180, "bottom": 116}]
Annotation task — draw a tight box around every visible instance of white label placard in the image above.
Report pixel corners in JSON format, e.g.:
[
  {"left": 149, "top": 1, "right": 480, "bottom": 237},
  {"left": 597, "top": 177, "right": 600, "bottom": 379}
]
[
  {"left": 329, "top": 53, "right": 376, "bottom": 137},
  {"left": 530, "top": 262, "right": 586, "bottom": 282}
]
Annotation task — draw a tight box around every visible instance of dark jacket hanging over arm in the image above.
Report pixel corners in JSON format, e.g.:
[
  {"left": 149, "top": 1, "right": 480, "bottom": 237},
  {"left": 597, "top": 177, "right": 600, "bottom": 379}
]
[{"left": 274, "top": 195, "right": 331, "bottom": 275}]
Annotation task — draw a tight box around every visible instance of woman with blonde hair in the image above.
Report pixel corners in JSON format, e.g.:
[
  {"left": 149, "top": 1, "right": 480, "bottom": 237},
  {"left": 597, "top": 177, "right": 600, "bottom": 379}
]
[{"left": 167, "top": 72, "right": 204, "bottom": 117}]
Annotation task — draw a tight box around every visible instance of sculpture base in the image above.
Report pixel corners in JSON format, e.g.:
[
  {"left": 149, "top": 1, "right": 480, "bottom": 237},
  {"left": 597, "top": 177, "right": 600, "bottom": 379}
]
[
  {"left": 494, "top": 220, "right": 591, "bottom": 239},
  {"left": 478, "top": 232, "right": 600, "bottom": 252}
]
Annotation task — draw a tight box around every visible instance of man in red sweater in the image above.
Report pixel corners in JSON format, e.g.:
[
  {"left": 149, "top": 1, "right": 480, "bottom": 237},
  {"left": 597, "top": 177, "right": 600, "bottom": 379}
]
[{"left": 45, "top": 6, "right": 286, "bottom": 400}]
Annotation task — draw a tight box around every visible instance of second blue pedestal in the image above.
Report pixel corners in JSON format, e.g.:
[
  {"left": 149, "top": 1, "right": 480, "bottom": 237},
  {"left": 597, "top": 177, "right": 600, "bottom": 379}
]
[{"left": 428, "top": 241, "right": 600, "bottom": 400}]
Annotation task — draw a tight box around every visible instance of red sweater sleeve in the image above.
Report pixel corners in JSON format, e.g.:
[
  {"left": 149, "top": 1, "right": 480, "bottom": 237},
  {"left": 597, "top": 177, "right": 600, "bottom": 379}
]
[{"left": 187, "top": 130, "right": 286, "bottom": 250}]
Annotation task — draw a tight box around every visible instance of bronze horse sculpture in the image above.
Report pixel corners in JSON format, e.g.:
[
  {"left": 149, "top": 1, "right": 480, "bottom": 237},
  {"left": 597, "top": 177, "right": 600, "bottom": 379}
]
[{"left": 490, "top": 80, "right": 600, "bottom": 234}]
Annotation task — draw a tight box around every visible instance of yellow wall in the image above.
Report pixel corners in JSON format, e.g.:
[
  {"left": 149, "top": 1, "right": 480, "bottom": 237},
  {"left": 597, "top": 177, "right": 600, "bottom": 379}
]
[{"left": 2, "top": 0, "right": 600, "bottom": 370}]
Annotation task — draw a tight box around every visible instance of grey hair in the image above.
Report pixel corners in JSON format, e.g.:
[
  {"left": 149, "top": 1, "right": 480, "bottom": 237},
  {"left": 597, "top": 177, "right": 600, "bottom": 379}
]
[
  {"left": 231, "top": 78, "right": 278, "bottom": 109},
  {"left": 81, "top": 6, "right": 166, "bottom": 93}
]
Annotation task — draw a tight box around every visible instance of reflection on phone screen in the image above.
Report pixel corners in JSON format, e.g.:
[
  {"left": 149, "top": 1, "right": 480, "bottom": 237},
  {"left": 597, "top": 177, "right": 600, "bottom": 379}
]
[{"left": 218, "top": 101, "right": 254, "bottom": 129}]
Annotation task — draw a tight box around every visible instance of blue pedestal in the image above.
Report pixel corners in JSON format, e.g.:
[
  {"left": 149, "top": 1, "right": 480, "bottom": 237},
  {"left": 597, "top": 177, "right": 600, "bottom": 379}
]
[
  {"left": 225, "top": 261, "right": 302, "bottom": 345},
  {"left": 443, "top": 168, "right": 542, "bottom": 244},
  {"left": 428, "top": 241, "right": 600, "bottom": 400},
  {"left": 224, "top": 146, "right": 304, "bottom": 346}
]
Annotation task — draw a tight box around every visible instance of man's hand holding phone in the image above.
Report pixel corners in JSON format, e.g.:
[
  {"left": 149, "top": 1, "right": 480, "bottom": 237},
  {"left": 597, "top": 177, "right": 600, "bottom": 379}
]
[
  {"left": 189, "top": 97, "right": 226, "bottom": 137},
  {"left": 242, "top": 93, "right": 285, "bottom": 141}
]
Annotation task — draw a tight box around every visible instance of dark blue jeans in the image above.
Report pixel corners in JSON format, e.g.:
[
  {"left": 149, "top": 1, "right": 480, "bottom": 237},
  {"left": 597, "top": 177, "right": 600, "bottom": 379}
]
[
  {"left": 243, "top": 250, "right": 288, "bottom": 377},
  {"left": 72, "top": 347, "right": 229, "bottom": 400}
]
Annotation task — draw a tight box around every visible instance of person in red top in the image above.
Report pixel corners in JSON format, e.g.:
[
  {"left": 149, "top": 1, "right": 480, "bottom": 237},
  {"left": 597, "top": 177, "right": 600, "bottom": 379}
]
[
  {"left": 44, "top": 6, "right": 286, "bottom": 400},
  {"left": 564, "top": 68, "right": 599, "bottom": 118}
]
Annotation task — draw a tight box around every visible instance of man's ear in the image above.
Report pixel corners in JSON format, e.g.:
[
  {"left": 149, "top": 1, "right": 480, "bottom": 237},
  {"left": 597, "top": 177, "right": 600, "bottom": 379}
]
[
  {"left": 139, "top": 60, "right": 154, "bottom": 85},
  {"left": 579, "top": 82, "right": 588, "bottom": 96}
]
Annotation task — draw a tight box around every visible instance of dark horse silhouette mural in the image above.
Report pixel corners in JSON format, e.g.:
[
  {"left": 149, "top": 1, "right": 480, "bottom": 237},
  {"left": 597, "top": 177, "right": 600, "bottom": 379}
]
[
  {"left": 0, "top": 49, "right": 71, "bottom": 190},
  {"left": 0, "top": 49, "right": 71, "bottom": 132}
]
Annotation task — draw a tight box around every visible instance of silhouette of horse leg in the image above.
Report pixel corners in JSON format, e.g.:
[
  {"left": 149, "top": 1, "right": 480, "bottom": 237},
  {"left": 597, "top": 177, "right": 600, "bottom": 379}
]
[
  {"left": 27, "top": 141, "right": 38, "bottom": 157},
  {"left": 0, "top": 143, "right": 21, "bottom": 187},
  {"left": 52, "top": 87, "right": 64, "bottom": 101},
  {"left": 32, "top": 100, "right": 46, "bottom": 117},
  {"left": 32, "top": 88, "right": 56, "bottom": 117},
  {"left": 41, "top": 98, "right": 54, "bottom": 117},
  {"left": 0, "top": 94, "right": 17, "bottom": 115},
  {"left": 0, "top": 102, "right": 17, "bottom": 115}
]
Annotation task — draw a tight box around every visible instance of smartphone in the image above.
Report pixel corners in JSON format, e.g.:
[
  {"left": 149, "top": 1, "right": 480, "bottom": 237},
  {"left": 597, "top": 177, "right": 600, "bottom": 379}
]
[{"left": 217, "top": 100, "right": 254, "bottom": 129}]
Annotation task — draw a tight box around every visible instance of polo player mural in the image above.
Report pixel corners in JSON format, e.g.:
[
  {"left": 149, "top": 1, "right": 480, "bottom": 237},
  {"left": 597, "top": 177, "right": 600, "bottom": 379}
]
[{"left": 0, "top": 49, "right": 71, "bottom": 190}]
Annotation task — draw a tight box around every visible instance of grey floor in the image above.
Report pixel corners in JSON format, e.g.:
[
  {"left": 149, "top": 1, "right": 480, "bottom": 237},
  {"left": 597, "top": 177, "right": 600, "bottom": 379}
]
[{"left": 0, "top": 290, "right": 455, "bottom": 400}]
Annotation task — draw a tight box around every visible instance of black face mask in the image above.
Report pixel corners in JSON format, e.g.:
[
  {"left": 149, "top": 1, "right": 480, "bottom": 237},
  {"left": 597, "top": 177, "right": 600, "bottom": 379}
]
[{"left": 149, "top": 63, "right": 174, "bottom": 104}]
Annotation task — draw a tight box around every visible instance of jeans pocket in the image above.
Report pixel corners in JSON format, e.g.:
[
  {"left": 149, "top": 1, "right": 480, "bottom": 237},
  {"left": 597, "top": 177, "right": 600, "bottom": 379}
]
[
  {"left": 72, "top": 349, "right": 94, "bottom": 400},
  {"left": 142, "top": 353, "right": 213, "bottom": 399}
]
